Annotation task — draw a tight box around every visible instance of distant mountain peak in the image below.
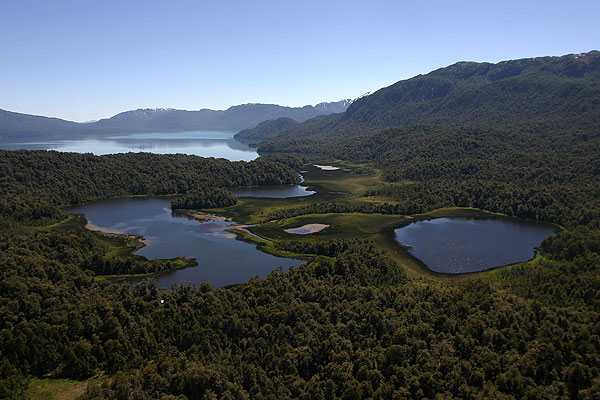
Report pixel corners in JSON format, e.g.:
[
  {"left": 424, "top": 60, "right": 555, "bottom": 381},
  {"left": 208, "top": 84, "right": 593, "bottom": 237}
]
[
  {"left": 312, "top": 99, "right": 353, "bottom": 113},
  {"left": 131, "top": 107, "right": 176, "bottom": 113}
]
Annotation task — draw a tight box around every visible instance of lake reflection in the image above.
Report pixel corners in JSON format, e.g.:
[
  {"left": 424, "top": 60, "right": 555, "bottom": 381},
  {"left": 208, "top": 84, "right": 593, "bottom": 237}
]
[
  {"left": 394, "top": 217, "right": 557, "bottom": 273},
  {"left": 68, "top": 197, "right": 302, "bottom": 288},
  {"left": 232, "top": 174, "right": 315, "bottom": 198},
  {"left": 2, "top": 130, "right": 258, "bottom": 161}
]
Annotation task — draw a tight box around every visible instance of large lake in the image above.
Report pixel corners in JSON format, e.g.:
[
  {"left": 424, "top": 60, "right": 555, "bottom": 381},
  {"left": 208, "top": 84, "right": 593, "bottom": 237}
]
[
  {"left": 1, "top": 130, "right": 259, "bottom": 161},
  {"left": 394, "top": 217, "right": 557, "bottom": 273},
  {"left": 68, "top": 197, "right": 303, "bottom": 288}
]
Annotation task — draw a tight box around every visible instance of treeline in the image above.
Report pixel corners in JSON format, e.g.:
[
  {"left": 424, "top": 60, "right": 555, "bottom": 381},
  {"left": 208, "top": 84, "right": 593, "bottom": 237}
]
[
  {"left": 260, "top": 124, "right": 599, "bottom": 185},
  {"left": 0, "top": 150, "right": 300, "bottom": 223},
  {"left": 265, "top": 202, "right": 403, "bottom": 222},
  {"left": 275, "top": 238, "right": 373, "bottom": 258},
  {"left": 364, "top": 180, "right": 600, "bottom": 229},
  {"left": 171, "top": 188, "right": 237, "bottom": 210},
  {"left": 275, "top": 239, "right": 406, "bottom": 286},
  {"left": 260, "top": 153, "right": 307, "bottom": 170},
  {"left": 263, "top": 178, "right": 599, "bottom": 229}
]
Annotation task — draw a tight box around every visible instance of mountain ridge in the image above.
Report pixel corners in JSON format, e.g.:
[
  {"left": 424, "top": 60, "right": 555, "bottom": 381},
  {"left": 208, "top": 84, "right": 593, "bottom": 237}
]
[
  {"left": 237, "top": 50, "right": 600, "bottom": 145},
  {"left": 0, "top": 99, "right": 352, "bottom": 143}
]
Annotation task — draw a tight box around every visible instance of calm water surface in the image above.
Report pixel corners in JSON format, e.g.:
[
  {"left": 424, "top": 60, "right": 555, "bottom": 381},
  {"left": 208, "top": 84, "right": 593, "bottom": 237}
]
[
  {"left": 232, "top": 175, "right": 314, "bottom": 198},
  {"left": 2, "top": 130, "right": 259, "bottom": 161},
  {"left": 68, "top": 197, "right": 302, "bottom": 288},
  {"left": 394, "top": 217, "right": 557, "bottom": 273}
]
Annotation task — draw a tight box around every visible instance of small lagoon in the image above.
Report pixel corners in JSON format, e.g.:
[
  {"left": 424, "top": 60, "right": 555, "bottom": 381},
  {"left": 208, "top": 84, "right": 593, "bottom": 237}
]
[{"left": 394, "top": 217, "right": 557, "bottom": 273}]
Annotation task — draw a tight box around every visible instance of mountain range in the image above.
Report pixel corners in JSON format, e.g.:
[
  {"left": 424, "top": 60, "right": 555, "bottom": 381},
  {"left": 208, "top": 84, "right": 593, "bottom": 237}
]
[
  {"left": 0, "top": 99, "right": 352, "bottom": 143},
  {"left": 236, "top": 50, "right": 600, "bottom": 146}
]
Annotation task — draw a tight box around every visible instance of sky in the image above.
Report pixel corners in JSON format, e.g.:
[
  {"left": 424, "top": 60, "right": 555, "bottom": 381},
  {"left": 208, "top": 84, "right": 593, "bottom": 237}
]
[{"left": 1, "top": 0, "right": 599, "bottom": 122}]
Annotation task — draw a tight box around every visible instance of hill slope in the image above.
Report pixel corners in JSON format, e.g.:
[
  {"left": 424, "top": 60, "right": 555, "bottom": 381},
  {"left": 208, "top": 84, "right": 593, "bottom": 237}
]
[
  {"left": 234, "top": 117, "right": 300, "bottom": 141},
  {"left": 0, "top": 109, "right": 84, "bottom": 142},
  {"left": 245, "top": 50, "right": 600, "bottom": 145}
]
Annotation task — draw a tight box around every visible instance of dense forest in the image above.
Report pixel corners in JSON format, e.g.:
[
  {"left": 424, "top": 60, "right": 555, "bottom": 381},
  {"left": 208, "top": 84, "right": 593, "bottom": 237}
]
[
  {"left": 171, "top": 188, "right": 238, "bottom": 210},
  {"left": 1, "top": 221, "right": 599, "bottom": 399},
  {"left": 1, "top": 51, "right": 600, "bottom": 399},
  {"left": 1, "top": 147, "right": 599, "bottom": 399},
  {"left": 0, "top": 150, "right": 300, "bottom": 223}
]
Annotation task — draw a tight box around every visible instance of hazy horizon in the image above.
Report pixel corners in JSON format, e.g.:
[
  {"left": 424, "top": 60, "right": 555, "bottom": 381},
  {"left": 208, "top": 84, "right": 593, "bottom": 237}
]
[
  {"left": 0, "top": 99, "right": 357, "bottom": 122},
  {"left": 2, "top": 0, "right": 599, "bottom": 121}
]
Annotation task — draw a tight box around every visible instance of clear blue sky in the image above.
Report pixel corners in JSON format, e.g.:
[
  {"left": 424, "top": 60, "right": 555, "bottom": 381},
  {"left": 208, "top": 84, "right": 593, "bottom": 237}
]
[{"left": 1, "top": 0, "right": 598, "bottom": 121}]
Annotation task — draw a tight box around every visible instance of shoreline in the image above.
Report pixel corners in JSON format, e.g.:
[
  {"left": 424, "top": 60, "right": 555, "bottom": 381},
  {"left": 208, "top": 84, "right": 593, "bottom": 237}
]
[
  {"left": 85, "top": 221, "right": 150, "bottom": 246},
  {"left": 176, "top": 210, "right": 233, "bottom": 223}
]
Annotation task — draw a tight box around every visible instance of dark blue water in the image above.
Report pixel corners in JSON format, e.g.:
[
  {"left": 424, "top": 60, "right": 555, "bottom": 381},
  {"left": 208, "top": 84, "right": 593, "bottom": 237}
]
[
  {"left": 68, "top": 197, "right": 302, "bottom": 288},
  {"left": 231, "top": 174, "right": 314, "bottom": 198},
  {"left": 1, "top": 130, "right": 259, "bottom": 161},
  {"left": 394, "top": 217, "right": 556, "bottom": 273}
]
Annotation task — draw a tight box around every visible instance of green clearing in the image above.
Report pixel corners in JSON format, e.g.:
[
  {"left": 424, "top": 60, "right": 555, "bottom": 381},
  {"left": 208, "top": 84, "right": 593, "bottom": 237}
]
[{"left": 24, "top": 377, "right": 109, "bottom": 400}]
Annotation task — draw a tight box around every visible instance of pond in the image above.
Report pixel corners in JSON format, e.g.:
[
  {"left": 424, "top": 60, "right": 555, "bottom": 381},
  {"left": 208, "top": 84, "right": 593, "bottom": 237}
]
[
  {"left": 1, "top": 130, "right": 259, "bottom": 161},
  {"left": 68, "top": 197, "right": 303, "bottom": 288},
  {"left": 313, "top": 165, "right": 340, "bottom": 170},
  {"left": 394, "top": 217, "right": 557, "bottom": 273}
]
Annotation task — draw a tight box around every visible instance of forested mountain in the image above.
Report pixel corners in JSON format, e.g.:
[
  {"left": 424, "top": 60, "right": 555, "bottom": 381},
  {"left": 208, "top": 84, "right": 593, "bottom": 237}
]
[
  {"left": 235, "top": 117, "right": 300, "bottom": 141},
  {"left": 237, "top": 51, "right": 600, "bottom": 143},
  {"left": 0, "top": 99, "right": 351, "bottom": 143}
]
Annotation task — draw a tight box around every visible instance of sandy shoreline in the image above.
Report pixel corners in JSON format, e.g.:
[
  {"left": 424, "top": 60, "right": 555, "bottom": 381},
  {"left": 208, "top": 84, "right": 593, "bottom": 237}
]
[
  {"left": 85, "top": 221, "right": 150, "bottom": 246},
  {"left": 179, "top": 210, "right": 233, "bottom": 223},
  {"left": 85, "top": 222, "right": 124, "bottom": 235}
]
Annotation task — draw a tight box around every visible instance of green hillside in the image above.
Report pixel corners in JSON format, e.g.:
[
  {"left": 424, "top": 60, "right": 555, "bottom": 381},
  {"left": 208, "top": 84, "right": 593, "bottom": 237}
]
[{"left": 240, "top": 51, "right": 600, "bottom": 145}]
